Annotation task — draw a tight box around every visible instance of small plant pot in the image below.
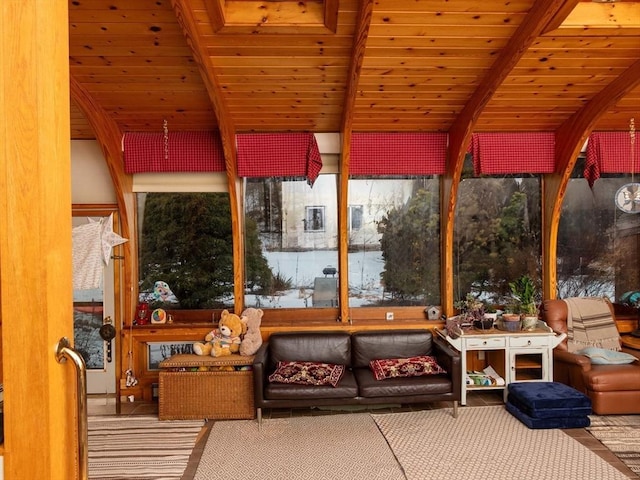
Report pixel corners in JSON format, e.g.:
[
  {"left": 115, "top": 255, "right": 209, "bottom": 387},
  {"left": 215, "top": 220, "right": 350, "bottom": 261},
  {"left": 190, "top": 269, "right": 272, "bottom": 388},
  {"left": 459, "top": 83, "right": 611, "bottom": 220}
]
[
  {"left": 498, "top": 313, "right": 522, "bottom": 331},
  {"left": 521, "top": 315, "right": 538, "bottom": 331},
  {"left": 473, "top": 319, "right": 494, "bottom": 330}
]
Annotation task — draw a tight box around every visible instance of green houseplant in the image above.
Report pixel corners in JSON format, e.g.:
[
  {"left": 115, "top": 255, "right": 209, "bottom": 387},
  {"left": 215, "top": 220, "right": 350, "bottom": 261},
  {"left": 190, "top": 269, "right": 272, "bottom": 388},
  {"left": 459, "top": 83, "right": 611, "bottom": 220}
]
[{"left": 508, "top": 275, "right": 539, "bottom": 330}]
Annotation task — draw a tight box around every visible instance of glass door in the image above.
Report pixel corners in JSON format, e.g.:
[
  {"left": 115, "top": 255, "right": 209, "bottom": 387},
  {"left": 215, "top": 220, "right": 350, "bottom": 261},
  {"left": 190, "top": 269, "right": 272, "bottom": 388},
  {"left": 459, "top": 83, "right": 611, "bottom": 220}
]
[{"left": 72, "top": 215, "right": 118, "bottom": 394}]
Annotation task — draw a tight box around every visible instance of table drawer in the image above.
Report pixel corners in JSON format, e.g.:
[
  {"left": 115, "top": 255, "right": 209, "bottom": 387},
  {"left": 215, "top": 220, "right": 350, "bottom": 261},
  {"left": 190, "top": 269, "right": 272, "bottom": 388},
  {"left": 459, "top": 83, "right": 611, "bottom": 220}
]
[
  {"left": 509, "top": 336, "right": 549, "bottom": 348},
  {"left": 465, "top": 337, "right": 506, "bottom": 349}
]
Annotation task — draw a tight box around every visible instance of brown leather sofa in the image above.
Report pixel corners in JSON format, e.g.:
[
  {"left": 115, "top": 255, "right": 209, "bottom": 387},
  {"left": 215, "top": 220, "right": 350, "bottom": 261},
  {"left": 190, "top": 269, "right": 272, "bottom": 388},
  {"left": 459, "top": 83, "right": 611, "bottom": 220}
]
[
  {"left": 252, "top": 329, "right": 461, "bottom": 423},
  {"left": 541, "top": 299, "right": 640, "bottom": 414}
]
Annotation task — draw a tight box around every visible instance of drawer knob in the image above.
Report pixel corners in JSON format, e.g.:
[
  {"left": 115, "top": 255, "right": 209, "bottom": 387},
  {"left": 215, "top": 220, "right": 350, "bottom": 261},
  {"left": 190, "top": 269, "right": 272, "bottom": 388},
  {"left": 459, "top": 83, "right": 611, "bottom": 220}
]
[
  {"left": 483, "top": 341, "right": 487, "bottom": 345},
  {"left": 527, "top": 340, "right": 532, "bottom": 345}
]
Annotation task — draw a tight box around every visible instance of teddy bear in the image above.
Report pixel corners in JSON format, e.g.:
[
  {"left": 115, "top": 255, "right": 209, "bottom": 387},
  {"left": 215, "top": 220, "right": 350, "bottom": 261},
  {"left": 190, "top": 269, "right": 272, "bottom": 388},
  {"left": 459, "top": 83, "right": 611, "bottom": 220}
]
[
  {"left": 239, "top": 307, "right": 263, "bottom": 356},
  {"left": 192, "top": 310, "right": 248, "bottom": 357},
  {"left": 211, "top": 310, "right": 248, "bottom": 357}
]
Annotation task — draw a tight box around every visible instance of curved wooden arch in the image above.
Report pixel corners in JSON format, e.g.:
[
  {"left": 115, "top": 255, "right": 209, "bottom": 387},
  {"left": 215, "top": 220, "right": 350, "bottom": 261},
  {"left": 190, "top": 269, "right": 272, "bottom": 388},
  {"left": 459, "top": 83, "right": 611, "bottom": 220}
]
[
  {"left": 69, "top": 76, "right": 137, "bottom": 322},
  {"left": 443, "top": 0, "right": 572, "bottom": 315},
  {"left": 543, "top": 58, "right": 640, "bottom": 299},
  {"left": 172, "top": 0, "right": 244, "bottom": 310}
]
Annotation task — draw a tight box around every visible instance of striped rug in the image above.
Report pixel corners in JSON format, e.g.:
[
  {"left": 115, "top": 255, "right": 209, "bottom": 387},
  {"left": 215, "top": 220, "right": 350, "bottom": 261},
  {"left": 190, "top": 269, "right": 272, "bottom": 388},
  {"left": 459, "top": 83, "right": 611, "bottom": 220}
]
[
  {"left": 88, "top": 415, "right": 205, "bottom": 480},
  {"left": 588, "top": 414, "right": 640, "bottom": 475}
]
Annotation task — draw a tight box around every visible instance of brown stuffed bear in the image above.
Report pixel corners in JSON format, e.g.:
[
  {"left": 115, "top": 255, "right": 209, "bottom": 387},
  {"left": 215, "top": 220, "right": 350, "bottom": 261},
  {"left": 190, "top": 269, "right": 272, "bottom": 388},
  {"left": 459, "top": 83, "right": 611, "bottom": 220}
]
[
  {"left": 239, "top": 307, "right": 263, "bottom": 356},
  {"left": 211, "top": 310, "right": 248, "bottom": 357}
]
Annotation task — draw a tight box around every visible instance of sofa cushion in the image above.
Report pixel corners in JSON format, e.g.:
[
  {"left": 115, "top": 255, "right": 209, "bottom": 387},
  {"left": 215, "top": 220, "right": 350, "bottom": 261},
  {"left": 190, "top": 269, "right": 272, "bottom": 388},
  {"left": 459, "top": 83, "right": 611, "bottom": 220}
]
[
  {"left": 369, "top": 355, "right": 446, "bottom": 380},
  {"left": 575, "top": 347, "right": 637, "bottom": 365},
  {"left": 265, "top": 370, "right": 358, "bottom": 400},
  {"left": 354, "top": 367, "right": 452, "bottom": 398},
  {"left": 506, "top": 401, "right": 591, "bottom": 429},
  {"left": 267, "top": 332, "right": 351, "bottom": 370},
  {"left": 268, "top": 361, "right": 345, "bottom": 387},
  {"left": 351, "top": 330, "right": 433, "bottom": 368}
]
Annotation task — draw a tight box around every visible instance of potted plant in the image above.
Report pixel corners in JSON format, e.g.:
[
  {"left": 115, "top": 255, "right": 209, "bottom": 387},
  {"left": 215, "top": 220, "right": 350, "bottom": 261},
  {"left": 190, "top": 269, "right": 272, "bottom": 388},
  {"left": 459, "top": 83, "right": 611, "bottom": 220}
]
[
  {"left": 508, "top": 275, "right": 539, "bottom": 331},
  {"left": 455, "top": 293, "right": 492, "bottom": 330}
]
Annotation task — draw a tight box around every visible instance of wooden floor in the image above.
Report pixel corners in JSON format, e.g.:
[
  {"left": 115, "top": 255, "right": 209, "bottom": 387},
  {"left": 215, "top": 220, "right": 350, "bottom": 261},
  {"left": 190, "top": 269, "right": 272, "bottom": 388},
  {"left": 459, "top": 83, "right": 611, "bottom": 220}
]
[{"left": 88, "top": 391, "right": 638, "bottom": 479}]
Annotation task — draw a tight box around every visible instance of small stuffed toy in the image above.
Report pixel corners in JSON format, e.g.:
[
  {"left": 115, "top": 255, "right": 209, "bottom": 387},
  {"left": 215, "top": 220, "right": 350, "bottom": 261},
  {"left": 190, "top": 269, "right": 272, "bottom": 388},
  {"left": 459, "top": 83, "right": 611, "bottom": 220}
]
[
  {"left": 239, "top": 307, "right": 263, "bottom": 356},
  {"left": 210, "top": 310, "right": 248, "bottom": 357}
]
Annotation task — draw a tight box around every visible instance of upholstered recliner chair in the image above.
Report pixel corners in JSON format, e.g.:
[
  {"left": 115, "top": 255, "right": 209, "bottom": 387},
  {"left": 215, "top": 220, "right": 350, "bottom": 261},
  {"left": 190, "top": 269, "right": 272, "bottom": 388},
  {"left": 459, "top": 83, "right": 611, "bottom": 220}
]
[{"left": 541, "top": 299, "right": 640, "bottom": 414}]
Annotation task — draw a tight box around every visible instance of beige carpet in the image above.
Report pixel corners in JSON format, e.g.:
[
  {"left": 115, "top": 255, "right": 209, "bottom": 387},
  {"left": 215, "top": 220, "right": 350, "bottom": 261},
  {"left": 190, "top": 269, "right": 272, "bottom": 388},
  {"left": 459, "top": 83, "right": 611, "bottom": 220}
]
[
  {"left": 88, "top": 415, "right": 204, "bottom": 480},
  {"left": 588, "top": 414, "right": 640, "bottom": 475},
  {"left": 194, "top": 413, "right": 405, "bottom": 480},
  {"left": 372, "top": 406, "right": 629, "bottom": 480}
]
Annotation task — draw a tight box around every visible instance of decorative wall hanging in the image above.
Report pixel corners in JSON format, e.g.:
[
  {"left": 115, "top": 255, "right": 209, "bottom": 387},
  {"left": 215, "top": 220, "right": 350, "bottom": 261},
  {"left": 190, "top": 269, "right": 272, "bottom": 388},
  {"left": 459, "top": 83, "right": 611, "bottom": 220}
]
[{"left": 615, "top": 118, "right": 638, "bottom": 213}]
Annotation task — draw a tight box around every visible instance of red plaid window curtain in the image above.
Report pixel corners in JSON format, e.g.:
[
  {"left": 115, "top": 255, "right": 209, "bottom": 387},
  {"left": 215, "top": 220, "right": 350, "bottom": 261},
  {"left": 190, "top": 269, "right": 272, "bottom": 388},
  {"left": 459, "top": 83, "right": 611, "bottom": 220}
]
[
  {"left": 123, "top": 131, "right": 225, "bottom": 173},
  {"left": 349, "top": 133, "right": 447, "bottom": 175},
  {"left": 236, "top": 133, "right": 322, "bottom": 185},
  {"left": 470, "top": 133, "right": 555, "bottom": 175},
  {"left": 585, "top": 132, "right": 640, "bottom": 188}
]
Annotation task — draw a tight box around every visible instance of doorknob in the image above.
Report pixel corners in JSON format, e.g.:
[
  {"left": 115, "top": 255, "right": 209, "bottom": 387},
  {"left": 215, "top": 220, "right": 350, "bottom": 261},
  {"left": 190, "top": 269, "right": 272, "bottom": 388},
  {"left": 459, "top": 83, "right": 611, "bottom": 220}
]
[{"left": 99, "top": 316, "right": 116, "bottom": 363}]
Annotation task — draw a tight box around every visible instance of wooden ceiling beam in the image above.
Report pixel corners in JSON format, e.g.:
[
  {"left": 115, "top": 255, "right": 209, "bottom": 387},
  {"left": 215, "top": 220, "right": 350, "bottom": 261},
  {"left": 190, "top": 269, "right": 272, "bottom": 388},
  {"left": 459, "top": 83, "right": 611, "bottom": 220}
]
[
  {"left": 338, "top": 0, "right": 373, "bottom": 324},
  {"left": 441, "top": 0, "right": 577, "bottom": 315}
]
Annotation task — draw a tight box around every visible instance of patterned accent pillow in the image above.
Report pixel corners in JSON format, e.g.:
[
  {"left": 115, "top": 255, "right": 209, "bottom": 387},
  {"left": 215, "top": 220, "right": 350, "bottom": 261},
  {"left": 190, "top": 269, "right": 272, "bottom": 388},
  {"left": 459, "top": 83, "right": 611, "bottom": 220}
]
[
  {"left": 370, "top": 355, "right": 446, "bottom": 381},
  {"left": 268, "top": 361, "right": 345, "bottom": 387}
]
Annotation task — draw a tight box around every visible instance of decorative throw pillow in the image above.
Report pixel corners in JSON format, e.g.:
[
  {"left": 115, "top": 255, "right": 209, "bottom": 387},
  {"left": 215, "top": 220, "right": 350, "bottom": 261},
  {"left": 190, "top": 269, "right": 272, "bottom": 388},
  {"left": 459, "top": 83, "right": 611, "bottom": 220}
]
[
  {"left": 268, "top": 361, "right": 345, "bottom": 387},
  {"left": 575, "top": 347, "right": 637, "bottom": 365},
  {"left": 369, "top": 355, "right": 446, "bottom": 381}
]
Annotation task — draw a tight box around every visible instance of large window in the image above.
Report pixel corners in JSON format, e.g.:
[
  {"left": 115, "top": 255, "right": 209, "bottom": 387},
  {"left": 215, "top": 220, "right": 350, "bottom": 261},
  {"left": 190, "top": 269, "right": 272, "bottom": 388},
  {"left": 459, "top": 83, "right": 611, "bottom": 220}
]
[
  {"left": 453, "top": 175, "right": 542, "bottom": 306},
  {"left": 244, "top": 175, "right": 339, "bottom": 308},
  {"left": 137, "top": 192, "right": 235, "bottom": 309},
  {"left": 558, "top": 176, "right": 640, "bottom": 300},
  {"left": 347, "top": 177, "right": 440, "bottom": 307}
]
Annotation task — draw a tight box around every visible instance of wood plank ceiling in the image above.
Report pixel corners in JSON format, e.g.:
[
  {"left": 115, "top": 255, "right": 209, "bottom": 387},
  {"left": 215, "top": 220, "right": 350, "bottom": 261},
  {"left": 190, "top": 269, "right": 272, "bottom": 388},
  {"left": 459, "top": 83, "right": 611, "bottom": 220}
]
[{"left": 69, "top": 0, "right": 640, "bottom": 140}]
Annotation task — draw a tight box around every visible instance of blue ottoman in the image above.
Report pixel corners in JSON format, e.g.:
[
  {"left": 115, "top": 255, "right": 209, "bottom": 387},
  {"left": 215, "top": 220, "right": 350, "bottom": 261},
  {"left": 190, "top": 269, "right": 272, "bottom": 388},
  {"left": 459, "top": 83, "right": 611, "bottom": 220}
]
[{"left": 506, "top": 382, "right": 592, "bottom": 429}]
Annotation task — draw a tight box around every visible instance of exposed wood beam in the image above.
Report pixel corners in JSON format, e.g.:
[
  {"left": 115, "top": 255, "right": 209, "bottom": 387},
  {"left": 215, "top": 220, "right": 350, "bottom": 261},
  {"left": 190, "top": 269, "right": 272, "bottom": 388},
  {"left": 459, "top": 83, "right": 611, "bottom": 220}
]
[
  {"left": 442, "top": 0, "right": 575, "bottom": 314},
  {"left": 69, "top": 76, "right": 137, "bottom": 327},
  {"left": 171, "top": 0, "right": 245, "bottom": 311},
  {"left": 543, "top": 58, "right": 640, "bottom": 299},
  {"left": 338, "top": 0, "right": 373, "bottom": 323}
]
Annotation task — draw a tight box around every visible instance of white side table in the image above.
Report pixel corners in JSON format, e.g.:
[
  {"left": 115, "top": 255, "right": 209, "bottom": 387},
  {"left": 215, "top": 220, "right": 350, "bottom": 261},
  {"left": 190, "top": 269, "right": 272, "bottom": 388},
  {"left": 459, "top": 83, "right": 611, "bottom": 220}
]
[{"left": 437, "top": 325, "right": 566, "bottom": 405}]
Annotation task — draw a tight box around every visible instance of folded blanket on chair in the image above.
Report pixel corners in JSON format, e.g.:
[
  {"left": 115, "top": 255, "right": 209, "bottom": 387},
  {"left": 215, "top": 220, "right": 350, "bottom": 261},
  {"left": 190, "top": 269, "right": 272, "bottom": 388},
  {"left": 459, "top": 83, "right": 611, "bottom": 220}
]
[{"left": 564, "top": 297, "right": 621, "bottom": 353}]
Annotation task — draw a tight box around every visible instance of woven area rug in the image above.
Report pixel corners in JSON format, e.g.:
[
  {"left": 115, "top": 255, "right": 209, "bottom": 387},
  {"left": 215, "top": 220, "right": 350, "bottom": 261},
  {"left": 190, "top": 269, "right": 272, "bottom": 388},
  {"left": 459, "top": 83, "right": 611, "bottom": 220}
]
[
  {"left": 588, "top": 414, "right": 640, "bottom": 475},
  {"left": 372, "top": 406, "right": 629, "bottom": 480},
  {"left": 88, "top": 415, "right": 204, "bottom": 480},
  {"left": 194, "top": 413, "right": 405, "bottom": 480}
]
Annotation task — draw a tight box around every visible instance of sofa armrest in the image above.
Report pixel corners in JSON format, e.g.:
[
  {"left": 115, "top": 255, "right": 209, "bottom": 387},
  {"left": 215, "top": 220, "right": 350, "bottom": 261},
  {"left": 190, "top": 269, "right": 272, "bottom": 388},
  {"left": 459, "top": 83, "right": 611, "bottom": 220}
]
[
  {"left": 433, "top": 335, "right": 462, "bottom": 398},
  {"left": 553, "top": 349, "right": 592, "bottom": 371},
  {"left": 252, "top": 342, "right": 270, "bottom": 406}
]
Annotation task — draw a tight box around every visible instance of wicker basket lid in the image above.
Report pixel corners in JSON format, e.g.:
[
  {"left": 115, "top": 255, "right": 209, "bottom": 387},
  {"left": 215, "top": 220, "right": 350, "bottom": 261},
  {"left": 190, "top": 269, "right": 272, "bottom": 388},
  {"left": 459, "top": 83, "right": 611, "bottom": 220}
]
[{"left": 159, "top": 353, "right": 254, "bottom": 368}]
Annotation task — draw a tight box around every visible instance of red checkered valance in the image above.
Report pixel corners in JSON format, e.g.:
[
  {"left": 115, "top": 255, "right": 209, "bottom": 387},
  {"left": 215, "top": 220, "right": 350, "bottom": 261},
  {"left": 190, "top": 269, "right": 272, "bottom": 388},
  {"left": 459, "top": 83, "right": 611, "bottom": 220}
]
[
  {"left": 471, "top": 133, "right": 555, "bottom": 175},
  {"left": 123, "top": 131, "right": 225, "bottom": 173},
  {"left": 236, "top": 133, "right": 322, "bottom": 185},
  {"left": 349, "top": 133, "right": 447, "bottom": 175},
  {"left": 585, "top": 132, "right": 640, "bottom": 188}
]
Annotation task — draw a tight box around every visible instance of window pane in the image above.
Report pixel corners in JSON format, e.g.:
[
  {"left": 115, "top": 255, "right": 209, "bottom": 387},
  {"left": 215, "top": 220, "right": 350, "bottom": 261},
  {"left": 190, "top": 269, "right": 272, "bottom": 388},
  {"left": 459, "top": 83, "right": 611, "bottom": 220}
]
[
  {"left": 348, "top": 177, "right": 440, "bottom": 307},
  {"left": 558, "top": 177, "right": 640, "bottom": 300},
  {"left": 453, "top": 177, "right": 542, "bottom": 305},
  {"left": 137, "top": 192, "right": 234, "bottom": 309},
  {"left": 244, "top": 176, "right": 339, "bottom": 308}
]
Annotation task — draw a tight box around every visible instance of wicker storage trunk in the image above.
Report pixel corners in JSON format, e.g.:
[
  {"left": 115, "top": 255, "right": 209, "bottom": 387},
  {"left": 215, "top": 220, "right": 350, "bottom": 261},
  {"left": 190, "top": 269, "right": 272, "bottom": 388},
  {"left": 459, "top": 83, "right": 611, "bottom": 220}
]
[{"left": 158, "top": 353, "right": 255, "bottom": 420}]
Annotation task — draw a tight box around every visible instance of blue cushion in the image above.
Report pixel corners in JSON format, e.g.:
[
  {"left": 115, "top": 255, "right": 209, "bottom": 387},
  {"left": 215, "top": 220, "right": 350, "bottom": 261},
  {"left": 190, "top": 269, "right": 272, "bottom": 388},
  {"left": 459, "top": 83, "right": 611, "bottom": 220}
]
[
  {"left": 506, "top": 402, "right": 591, "bottom": 429},
  {"left": 508, "top": 382, "right": 591, "bottom": 411},
  {"left": 575, "top": 347, "right": 637, "bottom": 365},
  {"left": 507, "top": 393, "right": 591, "bottom": 418}
]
